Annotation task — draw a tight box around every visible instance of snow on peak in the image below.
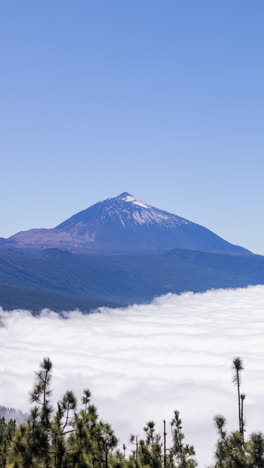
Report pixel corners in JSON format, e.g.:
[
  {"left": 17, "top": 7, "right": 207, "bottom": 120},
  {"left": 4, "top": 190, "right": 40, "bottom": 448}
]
[
  {"left": 115, "top": 192, "right": 150, "bottom": 209},
  {"left": 110, "top": 193, "right": 189, "bottom": 227},
  {"left": 123, "top": 196, "right": 150, "bottom": 208}
]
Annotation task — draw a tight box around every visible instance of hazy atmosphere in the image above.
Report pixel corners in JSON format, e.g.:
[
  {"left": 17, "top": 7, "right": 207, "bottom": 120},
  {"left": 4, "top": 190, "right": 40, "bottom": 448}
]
[{"left": 1, "top": 286, "right": 264, "bottom": 466}]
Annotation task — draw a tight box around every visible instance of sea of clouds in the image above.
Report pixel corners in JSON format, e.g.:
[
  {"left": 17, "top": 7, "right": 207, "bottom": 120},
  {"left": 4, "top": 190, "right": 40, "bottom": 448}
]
[{"left": 1, "top": 285, "right": 264, "bottom": 466}]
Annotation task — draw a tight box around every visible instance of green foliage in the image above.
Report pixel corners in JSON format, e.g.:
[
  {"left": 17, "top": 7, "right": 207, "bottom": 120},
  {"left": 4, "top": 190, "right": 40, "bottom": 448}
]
[
  {"left": 0, "top": 418, "right": 16, "bottom": 468},
  {"left": 0, "top": 356, "right": 263, "bottom": 467}
]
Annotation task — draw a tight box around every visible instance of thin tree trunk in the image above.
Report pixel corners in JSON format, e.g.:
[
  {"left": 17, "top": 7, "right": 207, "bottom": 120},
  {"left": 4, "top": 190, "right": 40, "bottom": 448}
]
[
  {"left": 163, "top": 420, "right": 167, "bottom": 468},
  {"left": 105, "top": 449, "right": 108, "bottom": 468},
  {"left": 236, "top": 369, "right": 241, "bottom": 433},
  {"left": 241, "top": 397, "right": 245, "bottom": 439}
]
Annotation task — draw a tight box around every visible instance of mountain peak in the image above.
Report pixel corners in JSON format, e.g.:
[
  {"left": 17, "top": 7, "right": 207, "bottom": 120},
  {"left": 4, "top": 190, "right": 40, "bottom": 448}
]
[
  {"left": 113, "top": 192, "right": 150, "bottom": 208},
  {"left": 2, "top": 193, "right": 250, "bottom": 255},
  {"left": 116, "top": 192, "right": 133, "bottom": 199}
]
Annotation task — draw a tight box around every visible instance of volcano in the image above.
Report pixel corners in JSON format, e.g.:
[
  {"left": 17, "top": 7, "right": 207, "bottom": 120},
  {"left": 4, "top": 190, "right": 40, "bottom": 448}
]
[{"left": 0, "top": 192, "right": 249, "bottom": 255}]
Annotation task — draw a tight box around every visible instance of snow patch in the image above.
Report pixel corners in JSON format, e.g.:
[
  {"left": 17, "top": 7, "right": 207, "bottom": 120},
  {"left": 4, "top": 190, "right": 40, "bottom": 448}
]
[
  {"left": 110, "top": 193, "right": 191, "bottom": 227},
  {"left": 120, "top": 194, "right": 150, "bottom": 209},
  {"left": 131, "top": 208, "right": 186, "bottom": 226}
]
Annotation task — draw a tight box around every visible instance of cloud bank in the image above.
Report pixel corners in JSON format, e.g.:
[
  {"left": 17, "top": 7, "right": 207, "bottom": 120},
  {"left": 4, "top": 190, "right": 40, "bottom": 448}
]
[{"left": 1, "top": 286, "right": 264, "bottom": 466}]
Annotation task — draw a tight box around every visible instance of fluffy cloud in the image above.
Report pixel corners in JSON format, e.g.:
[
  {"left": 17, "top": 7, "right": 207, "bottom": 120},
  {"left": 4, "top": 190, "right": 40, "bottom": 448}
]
[{"left": 1, "top": 286, "right": 264, "bottom": 466}]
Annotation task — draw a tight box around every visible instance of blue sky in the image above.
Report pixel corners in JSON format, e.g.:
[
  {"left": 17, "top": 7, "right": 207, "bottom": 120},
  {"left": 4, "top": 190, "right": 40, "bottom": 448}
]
[{"left": 1, "top": 1, "right": 264, "bottom": 253}]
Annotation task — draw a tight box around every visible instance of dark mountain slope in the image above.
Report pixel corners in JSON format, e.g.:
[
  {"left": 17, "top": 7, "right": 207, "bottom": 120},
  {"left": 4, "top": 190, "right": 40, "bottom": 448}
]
[
  {"left": 0, "top": 248, "right": 263, "bottom": 311},
  {"left": 0, "top": 283, "right": 121, "bottom": 313}
]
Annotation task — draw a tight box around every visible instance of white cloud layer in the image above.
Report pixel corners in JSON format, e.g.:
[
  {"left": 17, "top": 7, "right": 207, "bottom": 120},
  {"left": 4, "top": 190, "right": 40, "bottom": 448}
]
[{"left": 1, "top": 286, "right": 264, "bottom": 466}]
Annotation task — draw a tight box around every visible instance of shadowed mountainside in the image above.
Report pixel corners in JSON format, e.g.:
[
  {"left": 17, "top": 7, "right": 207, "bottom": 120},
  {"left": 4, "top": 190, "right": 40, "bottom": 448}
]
[
  {"left": 0, "top": 283, "right": 122, "bottom": 313},
  {"left": 0, "top": 247, "right": 263, "bottom": 312}
]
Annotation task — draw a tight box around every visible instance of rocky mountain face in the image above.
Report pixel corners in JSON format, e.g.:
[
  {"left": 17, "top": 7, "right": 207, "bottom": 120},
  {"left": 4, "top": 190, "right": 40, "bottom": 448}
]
[{"left": 0, "top": 193, "right": 250, "bottom": 255}]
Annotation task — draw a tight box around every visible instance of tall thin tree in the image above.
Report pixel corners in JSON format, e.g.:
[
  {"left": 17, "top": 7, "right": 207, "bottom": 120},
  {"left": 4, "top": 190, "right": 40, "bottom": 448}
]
[
  {"left": 163, "top": 420, "right": 167, "bottom": 468},
  {"left": 232, "top": 357, "right": 244, "bottom": 434}
]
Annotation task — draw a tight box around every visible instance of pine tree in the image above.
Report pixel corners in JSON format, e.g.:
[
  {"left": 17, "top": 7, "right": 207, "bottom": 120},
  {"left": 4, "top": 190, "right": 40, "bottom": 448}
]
[
  {"left": 248, "top": 432, "right": 264, "bottom": 468},
  {"left": 5, "top": 355, "right": 264, "bottom": 468},
  {"left": 0, "top": 417, "right": 16, "bottom": 468},
  {"left": 232, "top": 357, "right": 244, "bottom": 434},
  {"left": 170, "top": 411, "right": 197, "bottom": 468}
]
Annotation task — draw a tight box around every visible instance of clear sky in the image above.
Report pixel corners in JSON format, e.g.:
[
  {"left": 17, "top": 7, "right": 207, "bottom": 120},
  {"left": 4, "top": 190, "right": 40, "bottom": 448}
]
[{"left": 1, "top": 1, "right": 264, "bottom": 253}]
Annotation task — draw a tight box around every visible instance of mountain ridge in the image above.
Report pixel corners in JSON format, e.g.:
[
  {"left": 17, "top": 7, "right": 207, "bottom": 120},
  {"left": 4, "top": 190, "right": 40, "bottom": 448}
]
[
  {"left": 0, "top": 246, "right": 263, "bottom": 312},
  {"left": 0, "top": 193, "right": 250, "bottom": 255}
]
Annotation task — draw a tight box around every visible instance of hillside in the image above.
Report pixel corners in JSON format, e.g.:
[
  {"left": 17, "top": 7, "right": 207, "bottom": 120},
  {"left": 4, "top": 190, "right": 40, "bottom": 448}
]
[
  {"left": 0, "top": 283, "right": 121, "bottom": 313},
  {"left": 0, "top": 247, "right": 264, "bottom": 311}
]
